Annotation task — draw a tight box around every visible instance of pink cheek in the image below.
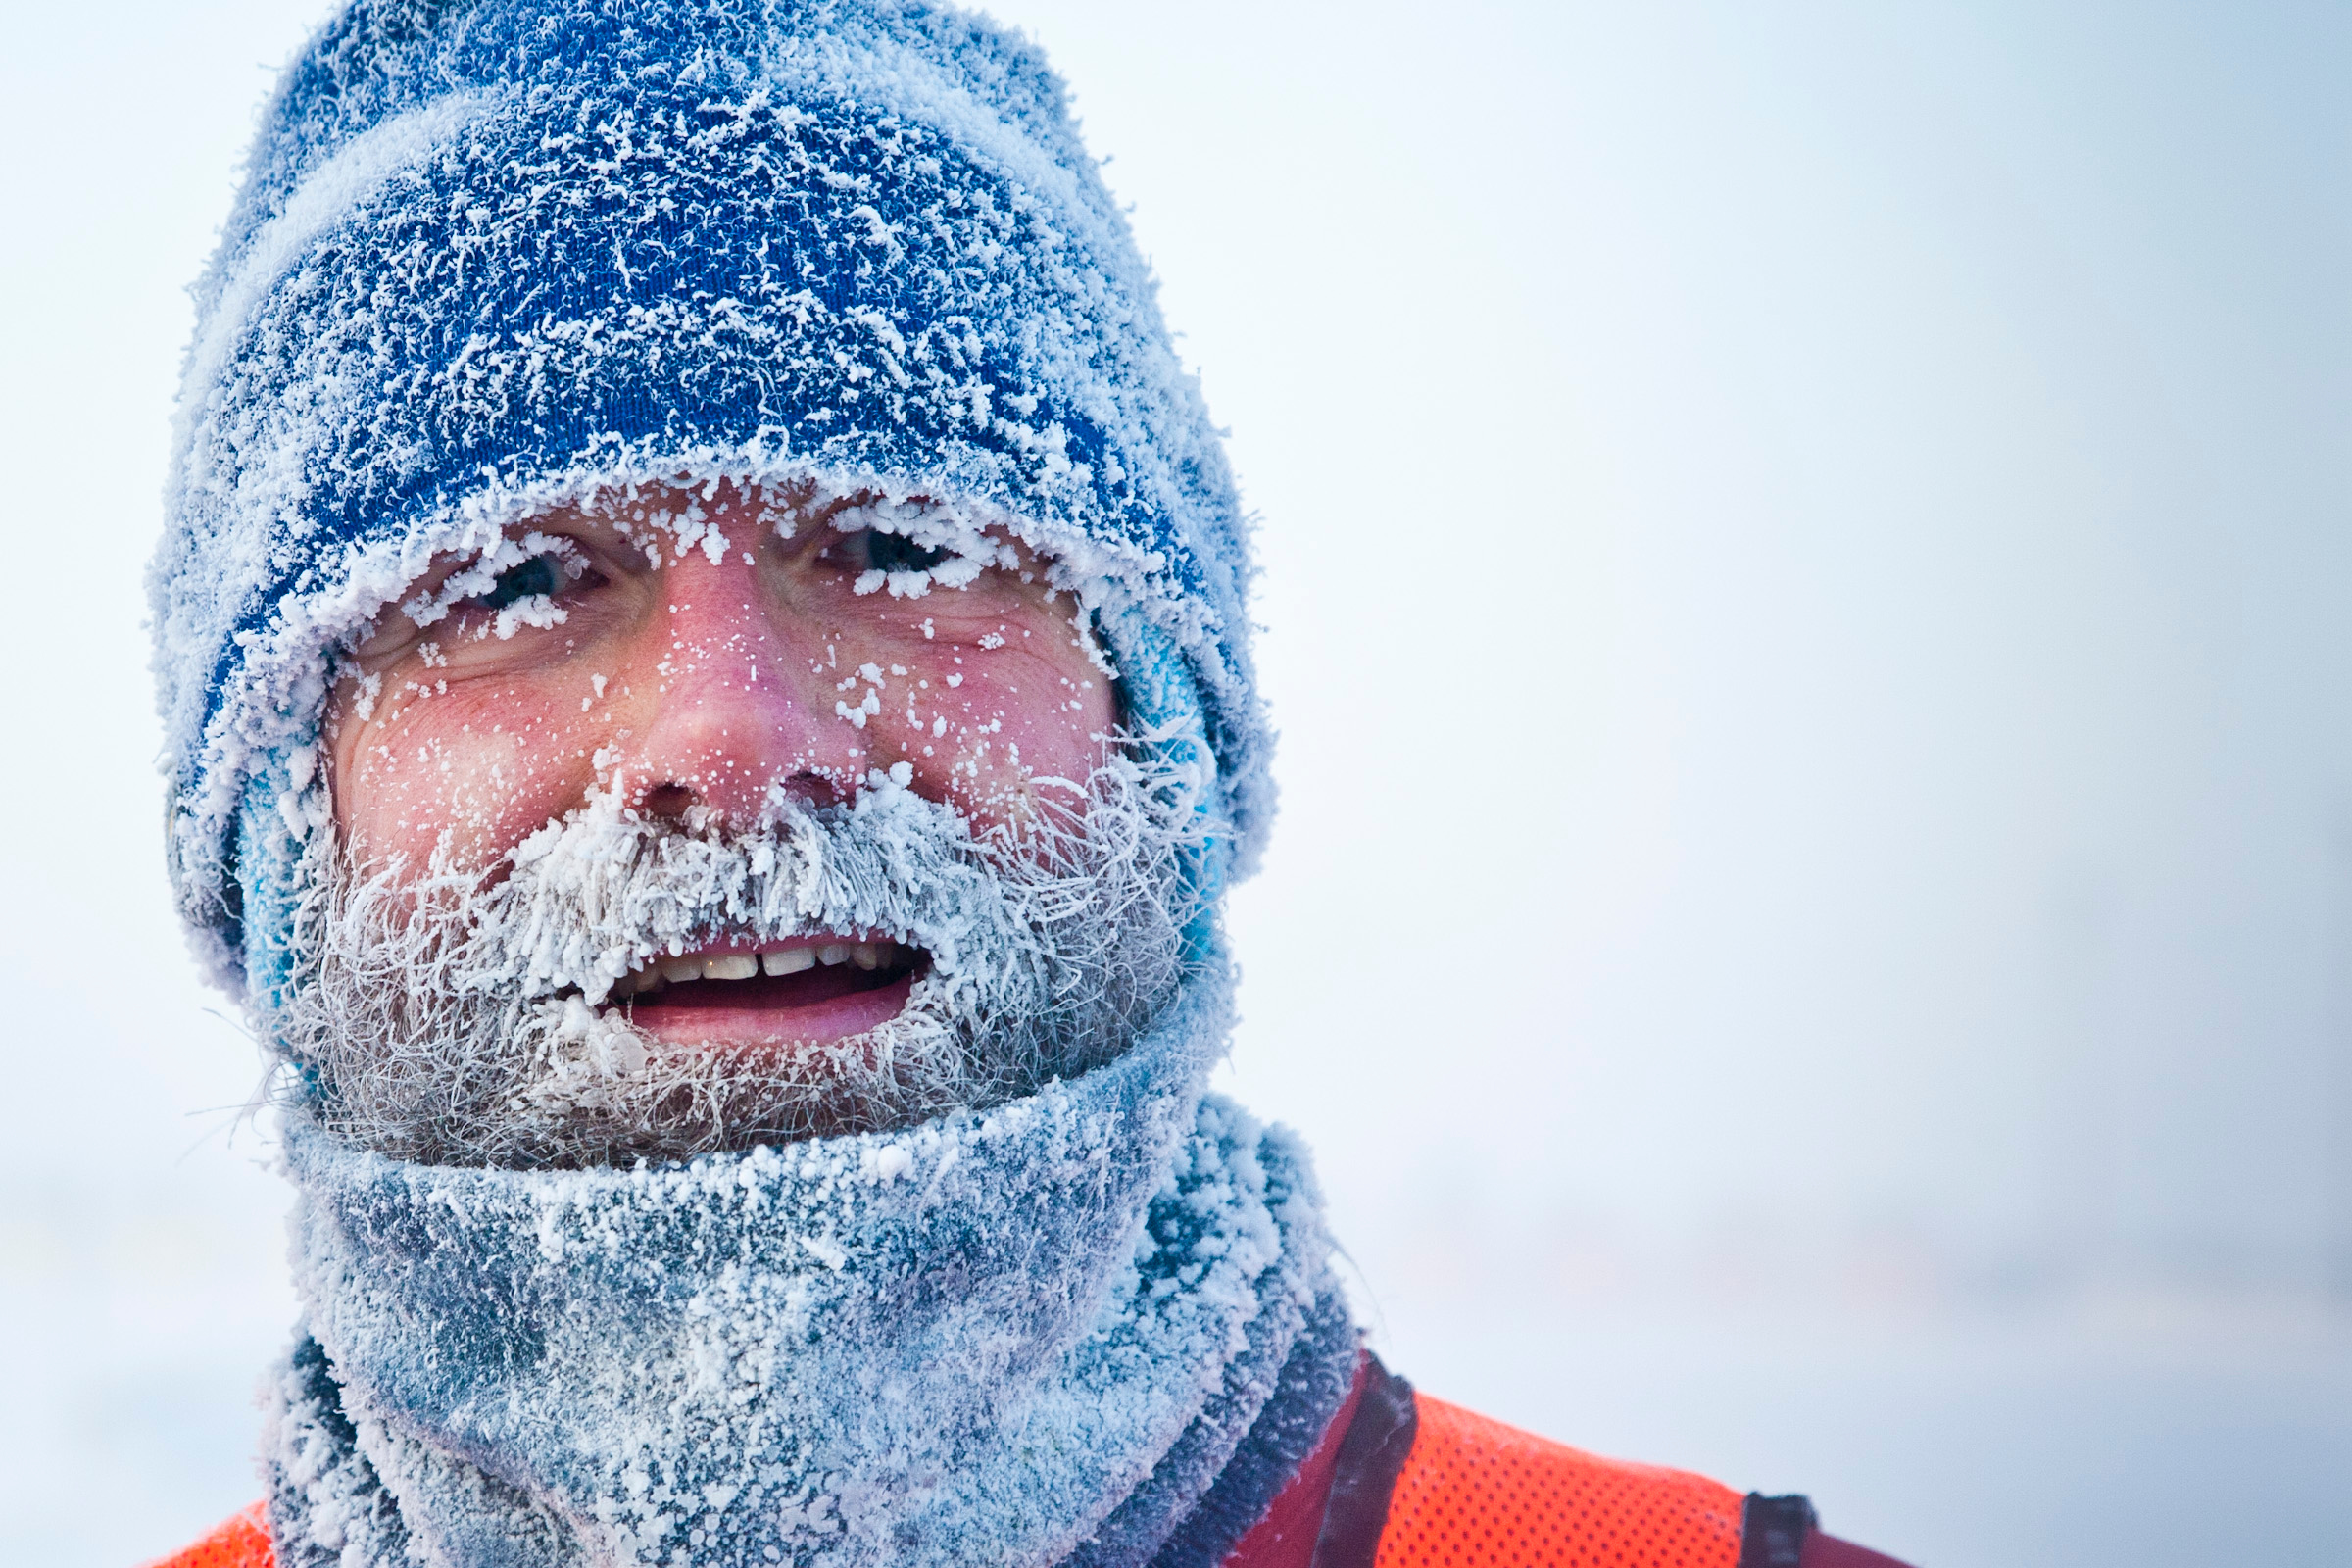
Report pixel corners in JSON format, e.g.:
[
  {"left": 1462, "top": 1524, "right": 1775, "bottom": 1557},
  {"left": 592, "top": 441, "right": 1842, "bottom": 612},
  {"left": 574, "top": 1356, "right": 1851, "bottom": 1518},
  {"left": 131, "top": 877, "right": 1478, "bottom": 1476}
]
[
  {"left": 889, "top": 662, "right": 1109, "bottom": 823},
  {"left": 340, "top": 690, "right": 602, "bottom": 867}
]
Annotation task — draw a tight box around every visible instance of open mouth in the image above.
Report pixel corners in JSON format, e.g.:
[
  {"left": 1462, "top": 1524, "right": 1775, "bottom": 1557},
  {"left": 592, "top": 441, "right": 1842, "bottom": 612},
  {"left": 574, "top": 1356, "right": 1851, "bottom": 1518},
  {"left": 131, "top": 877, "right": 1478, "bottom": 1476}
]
[{"left": 603, "top": 937, "right": 928, "bottom": 1050}]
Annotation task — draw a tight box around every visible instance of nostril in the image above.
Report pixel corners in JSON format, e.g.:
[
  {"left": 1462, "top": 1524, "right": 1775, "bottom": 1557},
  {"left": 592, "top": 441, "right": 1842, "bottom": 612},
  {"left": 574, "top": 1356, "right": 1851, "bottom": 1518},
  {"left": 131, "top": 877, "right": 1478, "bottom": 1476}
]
[
  {"left": 775, "top": 770, "right": 846, "bottom": 811},
  {"left": 642, "top": 782, "right": 698, "bottom": 821}
]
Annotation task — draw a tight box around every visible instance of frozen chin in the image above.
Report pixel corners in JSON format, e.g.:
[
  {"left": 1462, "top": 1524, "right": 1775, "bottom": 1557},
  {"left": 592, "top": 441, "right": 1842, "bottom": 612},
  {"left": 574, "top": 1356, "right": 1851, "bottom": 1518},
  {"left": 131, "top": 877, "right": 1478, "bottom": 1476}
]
[{"left": 270, "top": 748, "right": 1204, "bottom": 1168}]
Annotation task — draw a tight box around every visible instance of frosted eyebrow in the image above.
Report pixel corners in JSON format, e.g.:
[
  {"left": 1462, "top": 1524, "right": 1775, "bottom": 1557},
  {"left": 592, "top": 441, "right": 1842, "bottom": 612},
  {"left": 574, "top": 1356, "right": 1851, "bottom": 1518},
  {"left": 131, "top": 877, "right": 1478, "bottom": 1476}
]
[
  {"left": 811, "top": 496, "right": 1019, "bottom": 600},
  {"left": 399, "top": 532, "right": 585, "bottom": 641}
]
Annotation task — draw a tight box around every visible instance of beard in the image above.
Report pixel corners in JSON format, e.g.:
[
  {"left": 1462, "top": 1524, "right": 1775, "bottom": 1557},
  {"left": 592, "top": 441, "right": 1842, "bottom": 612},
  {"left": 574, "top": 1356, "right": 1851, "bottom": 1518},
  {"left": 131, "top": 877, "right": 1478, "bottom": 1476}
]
[{"left": 271, "top": 749, "right": 1203, "bottom": 1169}]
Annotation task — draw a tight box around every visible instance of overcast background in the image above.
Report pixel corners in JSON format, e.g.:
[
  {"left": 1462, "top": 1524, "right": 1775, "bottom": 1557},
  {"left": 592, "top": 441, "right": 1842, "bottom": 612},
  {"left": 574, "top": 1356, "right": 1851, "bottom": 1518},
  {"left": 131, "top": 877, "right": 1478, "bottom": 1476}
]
[{"left": 3, "top": 3, "right": 2347, "bottom": 1564}]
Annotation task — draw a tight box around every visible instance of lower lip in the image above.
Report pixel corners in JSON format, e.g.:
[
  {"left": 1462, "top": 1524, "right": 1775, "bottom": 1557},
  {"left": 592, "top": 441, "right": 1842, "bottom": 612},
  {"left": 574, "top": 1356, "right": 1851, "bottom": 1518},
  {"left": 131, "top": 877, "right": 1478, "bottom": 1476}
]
[{"left": 611, "top": 965, "right": 918, "bottom": 1050}]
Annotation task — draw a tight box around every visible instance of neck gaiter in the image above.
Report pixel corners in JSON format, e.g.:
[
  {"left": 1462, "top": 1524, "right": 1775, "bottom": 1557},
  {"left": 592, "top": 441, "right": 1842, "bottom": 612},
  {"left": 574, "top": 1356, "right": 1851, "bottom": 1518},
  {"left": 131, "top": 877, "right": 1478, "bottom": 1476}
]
[{"left": 262, "top": 966, "right": 1357, "bottom": 1568}]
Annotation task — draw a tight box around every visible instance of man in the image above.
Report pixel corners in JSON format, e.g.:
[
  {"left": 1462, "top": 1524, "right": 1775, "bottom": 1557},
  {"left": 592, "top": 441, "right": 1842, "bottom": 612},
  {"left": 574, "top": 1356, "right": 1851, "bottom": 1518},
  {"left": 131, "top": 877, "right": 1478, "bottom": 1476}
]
[{"left": 146, "top": 4, "right": 1909, "bottom": 1566}]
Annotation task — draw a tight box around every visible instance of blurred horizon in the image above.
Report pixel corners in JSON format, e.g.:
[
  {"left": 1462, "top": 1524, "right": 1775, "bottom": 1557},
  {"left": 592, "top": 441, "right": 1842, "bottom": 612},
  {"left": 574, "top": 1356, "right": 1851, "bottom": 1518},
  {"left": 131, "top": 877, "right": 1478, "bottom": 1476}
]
[{"left": 3, "top": 2, "right": 2346, "bottom": 1564}]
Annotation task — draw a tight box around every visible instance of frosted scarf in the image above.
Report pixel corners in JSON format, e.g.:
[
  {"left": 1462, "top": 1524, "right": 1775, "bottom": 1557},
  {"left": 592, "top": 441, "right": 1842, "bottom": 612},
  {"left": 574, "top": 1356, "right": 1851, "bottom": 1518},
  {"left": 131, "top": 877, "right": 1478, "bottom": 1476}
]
[{"left": 261, "top": 974, "right": 1357, "bottom": 1568}]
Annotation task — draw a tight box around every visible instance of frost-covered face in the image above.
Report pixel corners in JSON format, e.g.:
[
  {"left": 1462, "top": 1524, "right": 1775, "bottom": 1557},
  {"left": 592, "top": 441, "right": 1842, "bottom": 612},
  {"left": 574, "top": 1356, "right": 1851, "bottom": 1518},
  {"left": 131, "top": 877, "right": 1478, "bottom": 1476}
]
[{"left": 321, "top": 482, "right": 1120, "bottom": 1065}]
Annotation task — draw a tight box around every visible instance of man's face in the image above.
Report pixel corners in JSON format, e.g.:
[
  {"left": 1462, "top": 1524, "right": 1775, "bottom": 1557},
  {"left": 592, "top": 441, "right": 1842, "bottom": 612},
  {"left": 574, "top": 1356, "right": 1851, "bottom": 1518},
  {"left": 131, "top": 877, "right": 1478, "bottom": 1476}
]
[{"left": 321, "top": 482, "right": 1119, "bottom": 1064}]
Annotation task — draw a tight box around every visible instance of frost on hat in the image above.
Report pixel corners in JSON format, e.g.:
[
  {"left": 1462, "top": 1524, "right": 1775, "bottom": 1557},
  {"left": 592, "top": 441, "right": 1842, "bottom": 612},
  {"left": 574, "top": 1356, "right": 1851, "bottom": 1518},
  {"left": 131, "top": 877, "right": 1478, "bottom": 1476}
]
[{"left": 152, "top": 0, "right": 1272, "bottom": 995}]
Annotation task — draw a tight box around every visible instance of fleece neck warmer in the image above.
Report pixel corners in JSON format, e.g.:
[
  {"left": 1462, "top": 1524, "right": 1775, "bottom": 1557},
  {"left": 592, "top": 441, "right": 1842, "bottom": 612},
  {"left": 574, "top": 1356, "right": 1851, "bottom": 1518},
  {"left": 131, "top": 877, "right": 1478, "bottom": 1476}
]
[{"left": 262, "top": 971, "right": 1359, "bottom": 1568}]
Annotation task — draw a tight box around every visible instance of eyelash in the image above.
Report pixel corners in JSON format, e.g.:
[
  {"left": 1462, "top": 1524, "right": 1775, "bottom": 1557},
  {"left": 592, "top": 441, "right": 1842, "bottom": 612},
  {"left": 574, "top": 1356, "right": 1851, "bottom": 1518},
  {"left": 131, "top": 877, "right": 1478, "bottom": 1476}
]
[
  {"left": 464, "top": 554, "right": 564, "bottom": 612},
  {"left": 449, "top": 526, "right": 965, "bottom": 619},
  {"left": 824, "top": 529, "right": 952, "bottom": 575},
  {"left": 458, "top": 550, "right": 615, "bottom": 616}
]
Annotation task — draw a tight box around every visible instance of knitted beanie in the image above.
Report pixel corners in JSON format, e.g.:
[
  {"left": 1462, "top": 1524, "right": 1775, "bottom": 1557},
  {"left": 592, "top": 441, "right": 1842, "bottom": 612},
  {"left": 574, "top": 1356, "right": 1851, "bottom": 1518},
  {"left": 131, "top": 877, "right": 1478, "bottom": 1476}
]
[{"left": 151, "top": 0, "right": 1270, "bottom": 1000}]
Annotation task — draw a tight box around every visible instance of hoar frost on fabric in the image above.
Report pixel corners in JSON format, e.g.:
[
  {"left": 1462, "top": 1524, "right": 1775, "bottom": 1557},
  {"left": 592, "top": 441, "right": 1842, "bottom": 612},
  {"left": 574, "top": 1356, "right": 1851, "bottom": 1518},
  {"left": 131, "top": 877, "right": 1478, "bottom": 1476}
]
[
  {"left": 155, "top": 5, "right": 1361, "bottom": 1565},
  {"left": 266, "top": 981, "right": 1356, "bottom": 1568},
  {"left": 151, "top": 0, "right": 1273, "bottom": 998}
]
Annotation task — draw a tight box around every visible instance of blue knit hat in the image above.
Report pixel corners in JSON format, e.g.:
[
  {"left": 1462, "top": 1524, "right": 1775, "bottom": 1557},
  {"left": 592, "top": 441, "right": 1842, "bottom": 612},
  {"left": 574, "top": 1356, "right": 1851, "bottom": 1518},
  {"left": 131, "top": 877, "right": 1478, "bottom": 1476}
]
[{"left": 152, "top": 0, "right": 1271, "bottom": 999}]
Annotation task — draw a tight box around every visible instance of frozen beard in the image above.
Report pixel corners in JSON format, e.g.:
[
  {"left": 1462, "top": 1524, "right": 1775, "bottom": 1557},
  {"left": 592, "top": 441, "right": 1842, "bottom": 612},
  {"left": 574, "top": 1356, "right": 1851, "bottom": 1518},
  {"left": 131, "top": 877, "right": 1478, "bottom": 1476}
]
[
  {"left": 275, "top": 748, "right": 1200, "bottom": 1169},
  {"left": 259, "top": 744, "right": 1362, "bottom": 1568}
]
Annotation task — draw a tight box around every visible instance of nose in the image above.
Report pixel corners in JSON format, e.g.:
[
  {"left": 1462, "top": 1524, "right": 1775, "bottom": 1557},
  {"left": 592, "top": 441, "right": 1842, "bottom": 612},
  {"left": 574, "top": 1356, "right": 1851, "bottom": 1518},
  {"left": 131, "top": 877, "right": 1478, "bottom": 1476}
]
[{"left": 620, "top": 545, "right": 840, "bottom": 827}]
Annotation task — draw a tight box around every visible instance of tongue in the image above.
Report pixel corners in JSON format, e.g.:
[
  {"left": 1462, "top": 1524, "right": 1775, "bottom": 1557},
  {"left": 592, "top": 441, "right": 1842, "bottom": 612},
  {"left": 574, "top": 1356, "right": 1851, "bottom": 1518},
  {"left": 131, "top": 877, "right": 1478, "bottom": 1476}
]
[{"left": 615, "top": 967, "right": 920, "bottom": 1052}]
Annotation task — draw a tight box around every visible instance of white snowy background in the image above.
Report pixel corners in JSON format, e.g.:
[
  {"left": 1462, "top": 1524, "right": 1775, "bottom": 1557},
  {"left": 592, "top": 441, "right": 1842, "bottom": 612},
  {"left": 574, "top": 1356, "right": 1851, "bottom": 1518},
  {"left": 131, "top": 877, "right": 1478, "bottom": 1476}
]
[{"left": 4, "top": 3, "right": 2346, "bottom": 1564}]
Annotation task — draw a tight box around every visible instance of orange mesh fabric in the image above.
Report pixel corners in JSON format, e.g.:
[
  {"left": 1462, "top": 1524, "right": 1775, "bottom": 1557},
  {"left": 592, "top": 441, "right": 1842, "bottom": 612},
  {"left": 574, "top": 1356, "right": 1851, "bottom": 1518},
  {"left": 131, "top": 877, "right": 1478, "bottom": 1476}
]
[
  {"left": 141, "top": 1501, "right": 274, "bottom": 1568},
  {"left": 1373, "top": 1396, "right": 1744, "bottom": 1568}
]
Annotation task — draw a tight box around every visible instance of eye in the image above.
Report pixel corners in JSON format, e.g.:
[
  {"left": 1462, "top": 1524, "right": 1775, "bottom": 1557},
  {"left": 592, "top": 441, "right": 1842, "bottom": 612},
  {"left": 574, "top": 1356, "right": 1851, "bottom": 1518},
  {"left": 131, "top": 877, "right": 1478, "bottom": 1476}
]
[
  {"left": 831, "top": 528, "right": 952, "bottom": 575},
  {"left": 463, "top": 555, "right": 563, "bottom": 612}
]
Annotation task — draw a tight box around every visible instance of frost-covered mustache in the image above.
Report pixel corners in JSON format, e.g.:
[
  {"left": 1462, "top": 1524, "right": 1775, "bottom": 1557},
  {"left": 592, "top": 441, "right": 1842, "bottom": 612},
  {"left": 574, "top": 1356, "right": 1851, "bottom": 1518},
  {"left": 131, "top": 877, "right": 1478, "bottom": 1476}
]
[{"left": 274, "top": 754, "right": 1202, "bottom": 1169}]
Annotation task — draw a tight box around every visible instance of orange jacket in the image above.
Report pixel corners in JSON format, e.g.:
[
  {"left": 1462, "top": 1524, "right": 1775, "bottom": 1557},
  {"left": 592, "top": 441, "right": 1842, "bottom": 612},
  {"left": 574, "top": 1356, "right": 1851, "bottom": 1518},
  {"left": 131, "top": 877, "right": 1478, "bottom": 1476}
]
[
  {"left": 145, "top": 1501, "right": 270, "bottom": 1568},
  {"left": 1219, "top": 1360, "right": 1908, "bottom": 1568},
  {"left": 145, "top": 1364, "right": 1907, "bottom": 1568}
]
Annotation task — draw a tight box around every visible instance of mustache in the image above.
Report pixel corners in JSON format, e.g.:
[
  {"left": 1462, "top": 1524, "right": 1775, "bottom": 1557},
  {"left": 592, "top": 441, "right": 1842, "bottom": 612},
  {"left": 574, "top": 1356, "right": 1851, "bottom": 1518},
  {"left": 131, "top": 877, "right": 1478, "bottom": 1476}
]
[{"left": 271, "top": 747, "right": 1209, "bottom": 1169}]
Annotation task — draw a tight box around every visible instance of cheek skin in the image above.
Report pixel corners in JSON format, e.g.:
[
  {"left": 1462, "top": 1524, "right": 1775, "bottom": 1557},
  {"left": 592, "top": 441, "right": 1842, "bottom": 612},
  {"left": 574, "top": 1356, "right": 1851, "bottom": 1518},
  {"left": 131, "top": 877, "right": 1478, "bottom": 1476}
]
[
  {"left": 784, "top": 606, "right": 1114, "bottom": 828},
  {"left": 324, "top": 545, "right": 1119, "bottom": 879},
  {"left": 327, "top": 674, "right": 608, "bottom": 872}
]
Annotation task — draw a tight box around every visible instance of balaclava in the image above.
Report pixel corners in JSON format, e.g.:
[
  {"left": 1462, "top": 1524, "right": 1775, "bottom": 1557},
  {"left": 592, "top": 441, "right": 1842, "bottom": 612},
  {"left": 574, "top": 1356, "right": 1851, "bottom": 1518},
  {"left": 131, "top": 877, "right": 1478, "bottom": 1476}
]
[{"left": 150, "top": 4, "right": 1352, "bottom": 1566}]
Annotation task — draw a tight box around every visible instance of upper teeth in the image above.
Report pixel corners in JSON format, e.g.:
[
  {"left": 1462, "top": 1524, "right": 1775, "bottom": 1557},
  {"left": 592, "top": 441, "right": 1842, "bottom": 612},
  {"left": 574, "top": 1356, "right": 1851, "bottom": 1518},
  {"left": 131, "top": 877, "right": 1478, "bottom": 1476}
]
[{"left": 611, "top": 941, "right": 909, "bottom": 996}]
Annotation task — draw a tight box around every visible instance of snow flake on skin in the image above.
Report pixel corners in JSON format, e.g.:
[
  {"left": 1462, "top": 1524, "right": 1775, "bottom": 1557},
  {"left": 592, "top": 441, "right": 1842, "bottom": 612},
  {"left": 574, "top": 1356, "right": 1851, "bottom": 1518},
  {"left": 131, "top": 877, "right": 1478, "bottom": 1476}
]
[{"left": 325, "top": 481, "right": 1121, "bottom": 876}]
